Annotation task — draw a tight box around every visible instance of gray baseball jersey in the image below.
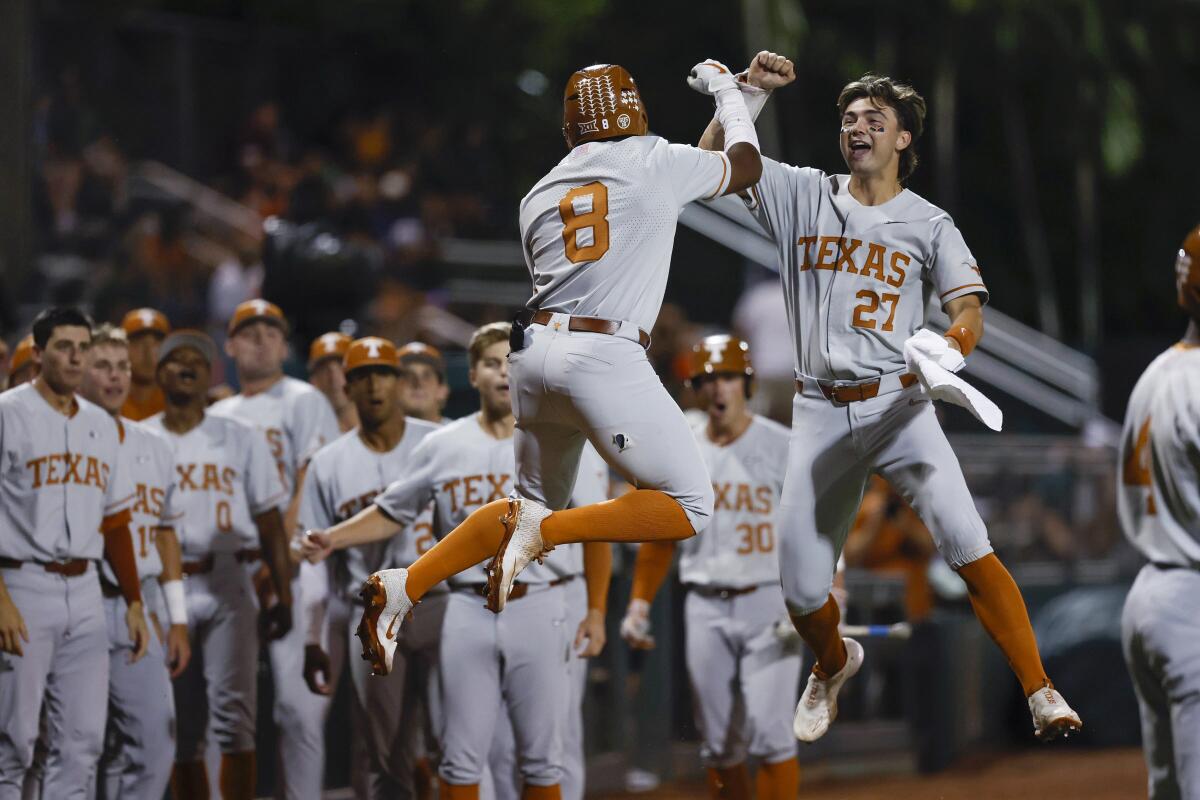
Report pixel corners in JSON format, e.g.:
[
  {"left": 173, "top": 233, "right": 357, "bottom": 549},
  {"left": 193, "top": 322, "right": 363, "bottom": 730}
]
[
  {"left": 0, "top": 383, "right": 134, "bottom": 560},
  {"left": 678, "top": 415, "right": 790, "bottom": 588},
  {"left": 519, "top": 135, "right": 731, "bottom": 333},
  {"left": 211, "top": 375, "right": 340, "bottom": 493},
  {"left": 300, "top": 419, "right": 440, "bottom": 598},
  {"left": 1117, "top": 344, "right": 1200, "bottom": 567},
  {"left": 742, "top": 163, "right": 988, "bottom": 381},
  {"left": 144, "top": 413, "right": 286, "bottom": 557}
]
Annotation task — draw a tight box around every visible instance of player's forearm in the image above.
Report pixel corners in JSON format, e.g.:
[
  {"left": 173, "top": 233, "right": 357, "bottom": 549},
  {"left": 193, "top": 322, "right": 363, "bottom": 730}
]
[
  {"left": 283, "top": 464, "right": 309, "bottom": 541},
  {"left": 629, "top": 540, "right": 677, "bottom": 604},
  {"left": 101, "top": 516, "right": 143, "bottom": 605},
  {"left": 329, "top": 506, "right": 403, "bottom": 551},
  {"left": 154, "top": 527, "right": 184, "bottom": 582},
  {"left": 944, "top": 295, "right": 984, "bottom": 354},
  {"left": 254, "top": 507, "right": 294, "bottom": 605},
  {"left": 699, "top": 118, "right": 725, "bottom": 152},
  {"left": 582, "top": 542, "right": 613, "bottom": 614}
]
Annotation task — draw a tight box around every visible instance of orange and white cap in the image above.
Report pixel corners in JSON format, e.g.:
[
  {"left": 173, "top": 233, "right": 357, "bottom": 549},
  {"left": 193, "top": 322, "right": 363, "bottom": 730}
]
[
  {"left": 344, "top": 336, "right": 400, "bottom": 374},
  {"left": 228, "top": 299, "right": 288, "bottom": 336},
  {"left": 121, "top": 308, "right": 170, "bottom": 338},
  {"left": 1177, "top": 222, "right": 1200, "bottom": 315},
  {"left": 397, "top": 341, "right": 446, "bottom": 379},
  {"left": 10, "top": 334, "right": 35, "bottom": 373},
  {"left": 308, "top": 332, "right": 352, "bottom": 370}
]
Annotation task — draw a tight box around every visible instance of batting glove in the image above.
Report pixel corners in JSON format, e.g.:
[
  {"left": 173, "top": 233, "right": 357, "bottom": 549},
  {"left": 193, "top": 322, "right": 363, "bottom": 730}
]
[
  {"left": 620, "top": 599, "right": 656, "bottom": 650},
  {"left": 687, "top": 59, "right": 737, "bottom": 96}
]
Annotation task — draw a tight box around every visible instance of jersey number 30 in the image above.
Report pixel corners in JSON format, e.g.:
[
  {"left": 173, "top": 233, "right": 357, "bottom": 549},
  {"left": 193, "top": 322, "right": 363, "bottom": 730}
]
[{"left": 560, "top": 182, "right": 610, "bottom": 263}]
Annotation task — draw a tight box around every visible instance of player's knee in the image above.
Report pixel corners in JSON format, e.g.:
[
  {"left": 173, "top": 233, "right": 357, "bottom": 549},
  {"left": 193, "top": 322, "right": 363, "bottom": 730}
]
[{"left": 437, "top": 761, "right": 485, "bottom": 787}]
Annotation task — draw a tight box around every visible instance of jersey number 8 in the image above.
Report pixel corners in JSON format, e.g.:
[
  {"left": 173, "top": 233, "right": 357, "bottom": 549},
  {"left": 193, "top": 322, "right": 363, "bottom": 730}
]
[{"left": 559, "top": 182, "right": 610, "bottom": 264}]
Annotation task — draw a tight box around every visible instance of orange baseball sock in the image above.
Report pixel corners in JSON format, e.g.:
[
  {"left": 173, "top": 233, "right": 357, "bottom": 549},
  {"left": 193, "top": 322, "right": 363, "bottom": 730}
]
[
  {"left": 705, "top": 765, "right": 752, "bottom": 799},
  {"left": 540, "top": 489, "right": 694, "bottom": 547},
  {"left": 522, "top": 784, "right": 562, "bottom": 799},
  {"left": 790, "top": 594, "right": 847, "bottom": 679},
  {"left": 170, "top": 760, "right": 210, "bottom": 800},
  {"left": 956, "top": 554, "right": 1049, "bottom": 696},
  {"left": 405, "top": 499, "right": 512, "bottom": 600},
  {"left": 630, "top": 540, "right": 677, "bottom": 602},
  {"left": 218, "top": 751, "right": 256, "bottom": 800},
  {"left": 755, "top": 757, "right": 800, "bottom": 800},
  {"left": 438, "top": 780, "right": 480, "bottom": 799}
]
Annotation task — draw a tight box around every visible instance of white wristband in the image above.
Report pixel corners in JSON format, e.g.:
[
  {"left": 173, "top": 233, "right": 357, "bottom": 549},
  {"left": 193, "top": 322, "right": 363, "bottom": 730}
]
[
  {"left": 714, "top": 84, "right": 760, "bottom": 154},
  {"left": 735, "top": 72, "right": 772, "bottom": 122},
  {"left": 162, "top": 579, "right": 188, "bottom": 626},
  {"left": 627, "top": 598, "right": 651, "bottom": 618}
]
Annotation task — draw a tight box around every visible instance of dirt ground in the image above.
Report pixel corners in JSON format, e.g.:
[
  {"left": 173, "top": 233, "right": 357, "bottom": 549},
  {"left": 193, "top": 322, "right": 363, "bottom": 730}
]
[{"left": 593, "top": 747, "right": 1147, "bottom": 800}]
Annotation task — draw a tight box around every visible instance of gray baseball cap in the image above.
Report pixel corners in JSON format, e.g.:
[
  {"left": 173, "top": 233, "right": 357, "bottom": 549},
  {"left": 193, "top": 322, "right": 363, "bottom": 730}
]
[{"left": 157, "top": 329, "right": 218, "bottom": 367}]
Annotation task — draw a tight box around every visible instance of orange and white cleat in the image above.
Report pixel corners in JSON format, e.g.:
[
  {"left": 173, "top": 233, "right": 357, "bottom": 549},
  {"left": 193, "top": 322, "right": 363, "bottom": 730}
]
[
  {"left": 1028, "top": 683, "right": 1083, "bottom": 741},
  {"left": 793, "top": 637, "right": 864, "bottom": 742},
  {"left": 485, "top": 498, "right": 553, "bottom": 613},
  {"left": 355, "top": 568, "right": 413, "bottom": 676}
]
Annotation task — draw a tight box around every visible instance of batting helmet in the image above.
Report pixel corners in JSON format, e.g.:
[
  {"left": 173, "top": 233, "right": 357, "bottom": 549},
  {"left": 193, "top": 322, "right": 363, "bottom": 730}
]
[
  {"left": 1177, "top": 222, "right": 1200, "bottom": 316},
  {"left": 686, "top": 335, "right": 755, "bottom": 397},
  {"left": 563, "top": 64, "right": 649, "bottom": 149}
]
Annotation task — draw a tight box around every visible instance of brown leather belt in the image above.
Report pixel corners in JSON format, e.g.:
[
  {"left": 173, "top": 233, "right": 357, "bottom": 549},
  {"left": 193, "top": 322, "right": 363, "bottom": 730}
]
[
  {"left": 182, "top": 548, "right": 263, "bottom": 576},
  {"left": 795, "top": 373, "right": 918, "bottom": 404},
  {"left": 458, "top": 574, "right": 575, "bottom": 603},
  {"left": 687, "top": 583, "right": 761, "bottom": 600},
  {"left": 0, "top": 557, "right": 91, "bottom": 577},
  {"left": 531, "top": 311, "right": 651, "bottom": 350}
]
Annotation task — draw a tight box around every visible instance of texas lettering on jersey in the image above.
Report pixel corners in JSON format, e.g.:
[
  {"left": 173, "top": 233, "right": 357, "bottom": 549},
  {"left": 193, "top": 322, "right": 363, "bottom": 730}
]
[
  {"left": 175, "top": 463, "right": 238, "bottom": 497},
  {"left": 441, "top": 473, "right": 511, "bottom": 515},
  {"left": 713, "top": 481, "right": 774, "bottom": 516},
  {"left": 795, "top": 236, "right": 911, "bottom": 287},
  {"left": 25, "top": 453, "right": 111, "bottom": 491}
]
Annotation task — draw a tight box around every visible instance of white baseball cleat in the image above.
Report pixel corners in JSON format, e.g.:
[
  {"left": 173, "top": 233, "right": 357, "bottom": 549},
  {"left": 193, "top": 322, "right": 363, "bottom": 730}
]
[
  {"left": 1027, "top": 684, "right": 1083, "bottom": 741},
  {"left": 793, "top": 637, "right": 864, "bottom": 742},
  {"left": 485, "top": 498, "right": 553, "bottom": 613},
  {"left": 356, "top": 568, "right": 412, "bottom": 676}
]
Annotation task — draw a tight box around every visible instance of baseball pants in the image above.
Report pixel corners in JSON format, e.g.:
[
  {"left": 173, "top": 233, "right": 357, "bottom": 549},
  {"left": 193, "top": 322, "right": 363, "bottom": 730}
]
[
  {"left": 174, "top": 555, "right": 259, "bottom": 762},
  {"left": 684, "top": 586, "right": 801, "bottom": 768},
  {"left": 433, "top": 584, "right": 570, "bottom": 788},
  {"left": 97, "top": 578, "right": 175, "bottom": 800},
  {"left": 510, "top": 316, "right": 713, "bottom": 531},
  {"left": 1122, "top": 563, "right": 1200, "bottom": 800},
  {"left": 779, "top": 381, "right": 992, "bottom": 614},
  {"left": 0, "top": 564, "right": 109, "bottom": 800}
]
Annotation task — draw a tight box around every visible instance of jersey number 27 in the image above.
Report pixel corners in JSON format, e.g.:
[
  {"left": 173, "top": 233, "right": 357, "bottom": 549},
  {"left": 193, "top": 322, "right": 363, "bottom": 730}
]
[{"left": 560, "top": 182, "right": 610, "bottom": 263}]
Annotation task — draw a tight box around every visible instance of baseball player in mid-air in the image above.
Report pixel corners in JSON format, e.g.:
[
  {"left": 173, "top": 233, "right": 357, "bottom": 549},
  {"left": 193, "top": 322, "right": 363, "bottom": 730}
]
[
  {"left": 80, "top": 323, "right": 192, "bottom": 800},
  {"left": 1118, "top": 223, "right": 1200, "bottom": 800},
  {"left": 308, "top": 332, "right": 358, "bottom": 434},
  {"left": 120, "top": 308, "right": 170, "bottom": 421},
  {"left": 620, "top": 336, "right": 800, "bottom": 800},
  {"left": 144, "top": 330, "right": 293, "bottom": 800},
  {"left": 305, "top": 322, "right": 612, "bottom": 800},
  {"left": 299, "top": 336, "right": 440, "bottom": 799},
  {"left": 0, "top": 307, "right": 147, "bottom": 799},
  {"left": 211, "top": 299, "right": 341, "bottom": 800},
  {"left": 7, "top": 335, "right": 37, "bottom": 388},
  {"left": 347, "top": 60, "right": 763, "bottom": 677},
  {"left": 699, "top": 52, "right": 1081, "bottom": 741}
]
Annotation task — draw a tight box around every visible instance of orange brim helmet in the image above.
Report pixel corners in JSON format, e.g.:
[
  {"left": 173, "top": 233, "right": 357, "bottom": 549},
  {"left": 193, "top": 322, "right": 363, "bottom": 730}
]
[
  {"left": 685, "top": 334, "right": 755, "bottom": 396},
  {"left": 563, "top": 64, "right": 649, "bottom": 149},
  {"left": 1177, "top": 223, "right": 1200, "bottom": 316}
]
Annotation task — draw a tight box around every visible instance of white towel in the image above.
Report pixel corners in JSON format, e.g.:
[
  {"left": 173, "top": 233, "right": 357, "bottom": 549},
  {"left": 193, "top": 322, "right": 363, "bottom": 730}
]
[{"left": 903, "top": 329, "right": 1003, "bottom": 432}]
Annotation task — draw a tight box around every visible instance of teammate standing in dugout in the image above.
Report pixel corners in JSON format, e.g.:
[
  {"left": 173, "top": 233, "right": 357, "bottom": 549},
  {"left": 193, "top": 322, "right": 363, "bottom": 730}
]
[
  {"left": 696, "top": 51, "right": 1081, "bottom": 742},
  {"left": 1119, "top": 223, "right": 1200, "bottom": 800}
]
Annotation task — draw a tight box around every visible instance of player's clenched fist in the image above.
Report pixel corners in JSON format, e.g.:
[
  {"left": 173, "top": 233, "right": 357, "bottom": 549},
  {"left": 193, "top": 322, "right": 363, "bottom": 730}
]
[
  {"left": 302, "top": 530, "right": 335, "bottom": 563},
  {"left": 0, "top": 591, "right": 29, "bottom": 657},
  {"left": 619, "top": 599, "right": 655, "bottom": 650},
  {"left": 687, "top": 59, "right": 737, "bottom": 95},
  {"left": 745, "top": 50, "right": 796, "bottom": 90}
]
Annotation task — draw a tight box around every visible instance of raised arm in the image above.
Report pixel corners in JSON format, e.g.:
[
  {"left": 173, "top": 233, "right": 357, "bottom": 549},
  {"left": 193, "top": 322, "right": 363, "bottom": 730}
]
[{"left": 698, "top": 51, "right": 795, "bottom": 157}]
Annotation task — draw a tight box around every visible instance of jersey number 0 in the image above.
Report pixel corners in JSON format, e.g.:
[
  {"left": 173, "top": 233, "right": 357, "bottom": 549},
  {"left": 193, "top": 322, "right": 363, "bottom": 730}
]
[{"left": 560, "top": 182, "right": 610, "bottom": 263}]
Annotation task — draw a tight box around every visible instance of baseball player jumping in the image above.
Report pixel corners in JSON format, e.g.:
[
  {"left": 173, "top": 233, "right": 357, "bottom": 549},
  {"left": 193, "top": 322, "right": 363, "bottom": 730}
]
[
  {"left": 341, "top": 60, "right": 763, "bottom": 675},
  {"left": 145, "top": 330, "right": 294, "bottom": 800},
  {"left": 212, "top": 299, "right": 341, "bottom": 800},
  {"left": 621, "top": 336, "right": 801, "bottom": 800},
  {"left": 1119, "top": 223, "right": 1200, "bottom": 799},
  {"left": 80, "top": 323, "right": 192, "bottom": 800},
  {"left": 304, "top": 323, "right": 612, "bottom": 800},
  {"left": 700, "top": 52, "right": 1081, "bottom": 741},
  {"left": 0, "top": 307, "right": 147, "bottom": 799}
]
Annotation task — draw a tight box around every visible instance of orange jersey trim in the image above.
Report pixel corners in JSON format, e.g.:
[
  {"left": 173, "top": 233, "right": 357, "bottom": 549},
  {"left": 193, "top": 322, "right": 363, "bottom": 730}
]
[
  {"left": 706, "top": 154, "right": 730, "bottom": 200},
  {"left": 939, "top": 282, "right": 987, "bottom": 300}
]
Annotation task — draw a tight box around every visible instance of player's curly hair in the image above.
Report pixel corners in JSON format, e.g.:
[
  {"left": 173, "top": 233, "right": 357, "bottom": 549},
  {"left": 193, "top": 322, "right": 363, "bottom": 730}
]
[
  {"left": 837, "top": 74, "right": 926, "bottom": 182},
  {"left": 468, "top": 322, "right": 512, "bottom": 366}
]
